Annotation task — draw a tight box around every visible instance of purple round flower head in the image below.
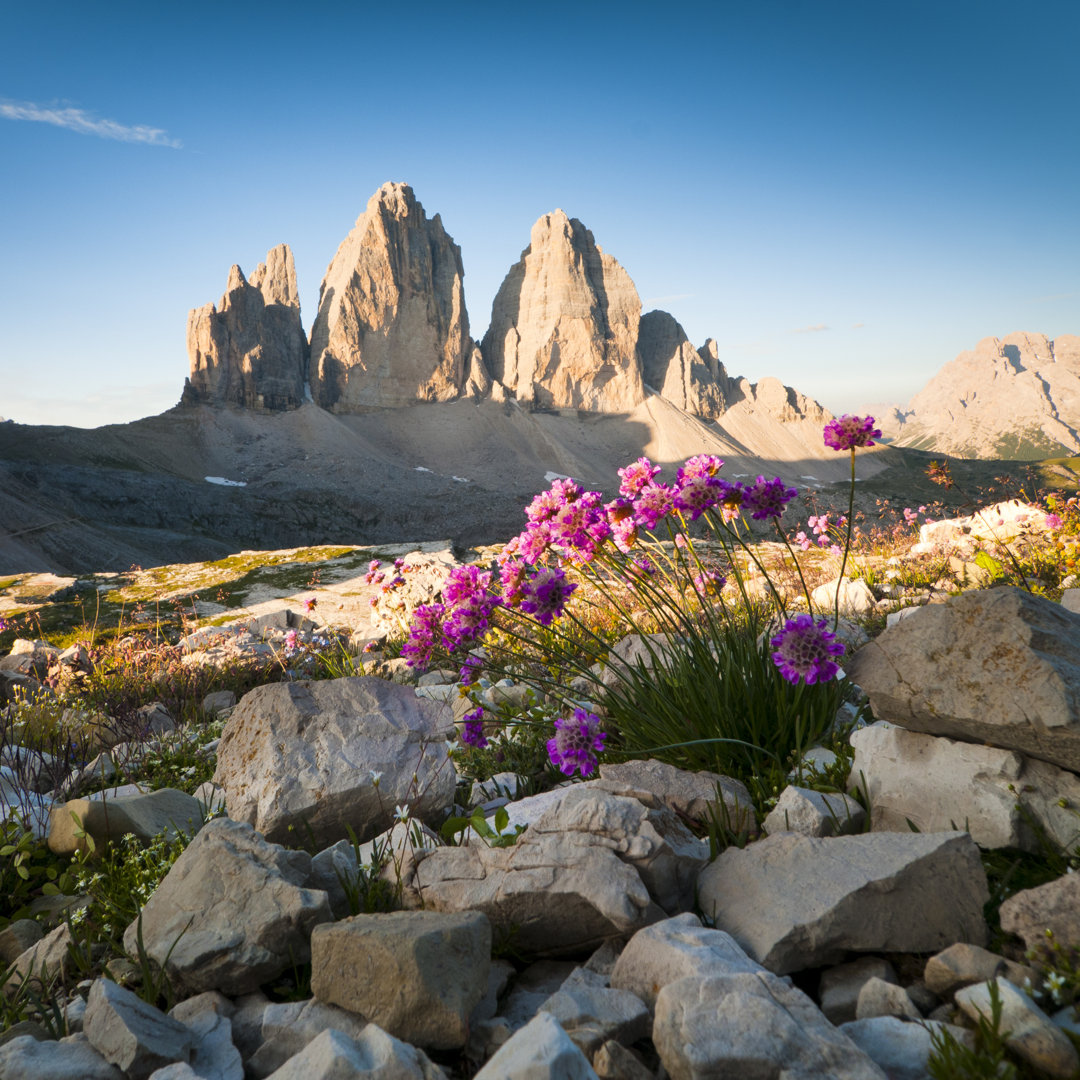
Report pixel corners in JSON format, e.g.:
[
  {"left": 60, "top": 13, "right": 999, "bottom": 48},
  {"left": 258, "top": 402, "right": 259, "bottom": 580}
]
[
  {"left": 461, "top": 706, "right": 488, "bottom": 749},
  {"left": 632, "top": 482, "right": 674, "bottom": 530},
  {"left": 526, "top": 478, "right": 584, "bottom": 526},
  {"left": 519, "top": 566, "right": 577, "bottom": 625},
  {"left": 497, "top": 553, "right": 529, "bottom": 606},
  {"left": 673, "top": 472, "right": 722, "bottom": 521},
  {"left": 1046, "top": 513, "right": 1063, "bottom": 530},
  {"left": 606, "top": 498, "right": 639, "bottom": 552},
  {"left": 678, "top": 454, "right": 724, "bottom": 481},
  {"left": 459, "top": 655, "right": 484, "bottom": 683},
  {"left": 543, "top": 488, "right": 610, "bottom": 563},
  {"left": 770, "top": 615, "right": 845, "bottom": 685},
  {"left": 692, "top": 570, "right": 726, "bottom": 596},
  {"left": 547, "top": 708, "right": 606, "bottom": 777},
  {"left": 823, "top": 414, "right": 882, "bottom": 452},
  {"left": 402, "top": 603, "right": 445, "bottom": 669},
  {"left": 717, "top": 480, "right": 744, "bottom": 523},
  {"left": 511, "top": 524, "right": 552, "bottom": 565},
  {"left": 741, "top": 476, "right": 799, "bottom": 520},
  {"left": 618, "top": 457, "right": 662, "bottom": 498}
]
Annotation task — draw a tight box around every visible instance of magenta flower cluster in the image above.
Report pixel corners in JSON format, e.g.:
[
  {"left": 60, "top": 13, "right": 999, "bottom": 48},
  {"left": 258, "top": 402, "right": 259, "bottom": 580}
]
[
  {"left": 461, "top": 706, "right": 488, "bottom": 749},
  {"left": 740, "top": 476, "right": 799, "bottom": 520},
  {"left": 519, "top": 566, "right": 577, "bottom": 626},
  {"left": 823, "top": 414, "right": 882, "bottom": 452},
  {"left": 770, "top": 615, "right": 845, "bottom": 685},
  {"left": 547, "top": 708, "right": 606, "bottom": 777}
]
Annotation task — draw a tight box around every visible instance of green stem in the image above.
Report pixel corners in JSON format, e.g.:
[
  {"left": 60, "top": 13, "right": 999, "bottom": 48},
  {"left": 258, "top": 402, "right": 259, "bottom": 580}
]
[{"left": 834, "top": 448, "right": 857, "bottom": 629}]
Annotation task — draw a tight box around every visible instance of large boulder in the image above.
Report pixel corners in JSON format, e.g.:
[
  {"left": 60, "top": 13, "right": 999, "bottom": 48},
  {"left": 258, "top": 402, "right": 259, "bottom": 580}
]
[
  {"left": 48, "top": 787, "right": 203, "bottom": 855},
  {"left": 999, "top": 871, "right": 1080, "bottom": 954},
  {"left": 122, "top": 818, "right": 332, "bottom": 995},
  {"left": 309, "top": 182, "right": 469, "bottom": 409},
  {"left": 850, "top": 721, "right": 1080, "bottom": 850},
  {"left": 182, "top": 244, "right": 308, "bottom": 410},
  {"left": 697, "top": 831, "right": 989, "bottom": 974},
  {"left": 213, "top": 676, "right": 456, "bottom": 847},
  {"left": 481, "top": 209, "right": 644, "bottom": 412},
  {"left": 847, "top": 587, "right": 1080, "bottom": 772}
]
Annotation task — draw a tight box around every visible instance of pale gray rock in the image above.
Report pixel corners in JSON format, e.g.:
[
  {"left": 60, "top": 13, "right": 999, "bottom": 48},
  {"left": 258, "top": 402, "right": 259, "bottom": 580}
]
[
  {"left": 849, "top": 721, "right": 1080, "bottom": 851},
  {"left": 847, "top": 587, "right": 1080, "bottom": 772},
  {"left": 818, "top": 957, "right": 897, "bottom": 1026},
  {"left": 653, "top": 972, "right": 887, "bottom": 1080},
  {"left": 263, "top": 1025, "right": 446, "bottom": 1080},
  {"left": 47, "top": 787, "right": 203, "bottom": 855},
  {"left": 0, "top": 1033, "right": 125, "bottom": 1079},
  {"left": 473, "top": 1011, "right": 599, "bottom": 1080},
  {"left": 923, "top": 942, "right": 1011, "bottom": 997},
  {"left": 609, "top": 913, "right": 764, "bottom": 1011},
  {"left": 527, "top": 786, "right": 709, "bottom": 913},
  {"left": 122, "top": 818, "right": 332, "bottom": 995},
  {"left": 310, "top": 182, "right": 469, "bottom": 410},
  {"left": 955, "top": 977, "right": 1080, "bottom": 1078},
  {"left": 592, "top": 1039, "right": 653, "bottom": 1080},
  {"left": 163, "top": 993, "right": 240, "bottom": 1080},
  {"left": 0, "top": 918, "right": 42, "bottom": 965},
  {"left": 697, "top": 831, "right": 989, "bottom": 974},
  {"left": 7, "top": 923, "right": 74, "bottom": 989},
  {"left": 182, "top": 245, "right": 308, "bottom": 411},
  {"left": 201, "top": 691, "right": 236, "bottom": 715},
  {"left": 412, "top": 830, "right": 658, "bottom": 956},
  {"left": 999, "top": 870, "right": 1080, "bottom": 953},
  {"left": 482, "top": 209, "right": 644, "bottom": 412},
  {"left": 470, "top": 960, "right": 579, "bottom": 1055},
  {"left": 597, "top": 758, "right": 756, "bottom": 832},
  {"left": 855, "top": 977, "right": 921, "bottom": 1020},
  {"left": 639, "top": 310, "right": 725, "bottom": 418},
  {"left": 811, "top": 576, "right": 876, "bottom": 617},
  {"left": 538, "top": 981, "right": 651, "bottom": 1057},
  {"left": 84, "top": 978, "right": 194, "bottom": 1080},
  {"left": 886, "top": 332, "right": 1080, "bottom": 459},
  {"left": 763, "top": 784, "right": 864, "bottom": 837},
  {"left": 213, "top": 676, "right": 455, "bottom": 847},
  {"left": 310, "top": 910, "right": 490, "bottom": 1050},
  {"left": 840, "top": 1016, "right": 975, "bottom": 1080},
  {"left": 247, "top": 998, "right": 368, "bottom": 1079}
]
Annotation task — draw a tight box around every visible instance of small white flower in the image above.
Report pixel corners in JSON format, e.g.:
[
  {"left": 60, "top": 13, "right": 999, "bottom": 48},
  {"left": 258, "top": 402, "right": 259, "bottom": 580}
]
[
  {"left": 369, "top": 770, "right": 383, "bottom": 787},
  {"left": 445, "top": 738, "right": 461, "bottom": 754},
  {"left": 393, "top": 804, "right": 410, "bottom": 823}
]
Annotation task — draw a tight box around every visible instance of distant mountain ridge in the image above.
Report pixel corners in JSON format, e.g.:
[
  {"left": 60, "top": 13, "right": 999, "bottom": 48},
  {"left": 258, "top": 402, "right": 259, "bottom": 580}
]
[{"left": 874, "top": 332, "right": 1080, "bottom": 459}]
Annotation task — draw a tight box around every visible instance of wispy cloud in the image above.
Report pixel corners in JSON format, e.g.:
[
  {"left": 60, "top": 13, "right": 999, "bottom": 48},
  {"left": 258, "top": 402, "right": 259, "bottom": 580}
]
[
  {"left": 790, "top": 323, "right": 829, "bottom": 334},
  {"left": 851, "top": 322, "right": 865, "bottom": 329},
  {"left": 0, "top": 100, "right": 181, "bottom": 148}
]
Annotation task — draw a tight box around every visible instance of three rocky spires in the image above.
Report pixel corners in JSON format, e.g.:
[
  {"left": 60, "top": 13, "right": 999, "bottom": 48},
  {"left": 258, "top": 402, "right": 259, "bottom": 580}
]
[{"left": 182, "top": 181, "right": 819, "bottom": 421}]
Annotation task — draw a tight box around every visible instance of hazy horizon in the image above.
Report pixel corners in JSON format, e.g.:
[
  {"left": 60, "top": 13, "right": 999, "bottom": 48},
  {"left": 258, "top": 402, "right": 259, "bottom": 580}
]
[{"left": 3, "top": 1, "right": 1078, "bottom": 429}]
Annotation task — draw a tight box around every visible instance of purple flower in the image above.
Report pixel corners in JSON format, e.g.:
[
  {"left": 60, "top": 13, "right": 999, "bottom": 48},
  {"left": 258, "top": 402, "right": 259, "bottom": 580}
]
[
  {"left": 618, "top": 457, "right": 661, "bottom": 498},
  {"left": 520, "top": 566, "right": 577, "bottom": 625},
  {"left": 672, "top": 472, "right": 722, "bottom": 521},
  {"left": 526, "top": 478, "right": 583, "bottom": 525},
  {"left": 1046, "top": 513, "right": 1063, "bottom": 530},
  {"left": 284, "top": 629, "right": 299, "bottom": 652},
  {"left": 497, "top": 553, "right": 529, "bottom": 606},
  {"left": 548, "top": 489, "right": 611, "bottom": 563},
  {"left": 402, "top": 603, "right": 445, "bottom": 669},
  {"left": 547, "top": 709, "right": 606, "bottom": 777},
  {"left": 692, "top": 570, "right": 726, "bottom": 595},
  {"left": 441, "top": 565, "right": 503, "bottom": 650},
  {"left": 741, "top": 476, "right": 798, "bottom": 520},
  {"left": 718, "top": 481, "right": 743, "bottom": 523},
  {"left": 304, "top": 596, "right": 318, "bottom": 613},
  {"left": 823, "top": 414, "right": 882, "bottom": 452},
  {"left": 632, "top": 482, "right": 674, "bottom": 530},
  {"left": 459, "top": 655, "right": 484, "bottom": 683},
  {"left": 770, "top": 615, "right": 845, "bottom": 685},
  {"left": 678, "top": 454, "right": 724, "bottom": 481},
  {"left": 461, "top": 707, "right": 488, "bottom": 749}
]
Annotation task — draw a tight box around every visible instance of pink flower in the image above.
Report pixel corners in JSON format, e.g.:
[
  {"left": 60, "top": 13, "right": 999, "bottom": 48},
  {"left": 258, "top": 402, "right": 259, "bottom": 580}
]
[{"left": 823, "top": 414, "right": 882, "bottom": 452}]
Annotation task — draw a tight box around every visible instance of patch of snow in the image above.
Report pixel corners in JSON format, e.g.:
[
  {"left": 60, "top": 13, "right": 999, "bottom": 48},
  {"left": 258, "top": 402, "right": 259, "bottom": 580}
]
[
  {"left": 452, "top": 476, "right": 469, "bottom": 483},
  {"left": 205, "top": 476, "right": 247, "bottom": 487},
  {"left": 303, "top": 381, "right": 313, "bottom": 403},
  {"left": 414, "top": 466, "right": 433, "bottom": 473},
  {"left": 800, "top": 476, "right": 819, "bottom": 481},
  {"left": 544, "top": 471, "right": 573, "bottom": 482}
]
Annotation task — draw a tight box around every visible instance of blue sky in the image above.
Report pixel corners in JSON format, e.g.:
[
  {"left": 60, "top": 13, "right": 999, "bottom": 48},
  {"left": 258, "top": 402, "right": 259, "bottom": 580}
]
[{"left": 2, "top": 0, "right": 1077, "bottom": 428}]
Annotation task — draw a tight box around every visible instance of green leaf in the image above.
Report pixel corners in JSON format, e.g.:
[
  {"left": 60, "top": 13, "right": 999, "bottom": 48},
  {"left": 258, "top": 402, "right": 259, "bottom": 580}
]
[{"left": 494, "top": 806, "right": 510, "bottom": 835}]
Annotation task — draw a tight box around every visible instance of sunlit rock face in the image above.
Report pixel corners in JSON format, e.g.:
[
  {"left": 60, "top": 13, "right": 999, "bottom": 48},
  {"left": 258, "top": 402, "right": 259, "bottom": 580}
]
[
  {"left": 481, "top": 209, "right": 645, "bottom": 412},
  {"left": 182, "top": 244, "right": 308, "bottom": 410},
  {"left": 309, "top": 182, "right": 470, "bottom": 410}
]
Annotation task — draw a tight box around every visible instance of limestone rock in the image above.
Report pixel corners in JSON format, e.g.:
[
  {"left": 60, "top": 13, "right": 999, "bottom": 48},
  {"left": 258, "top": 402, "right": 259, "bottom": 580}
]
[
  {"left": 262, "top": 1025, "right": 446, "bottom": 1080},
  {"left": 763, "top": 785, "right": 864, "bottom": 837},
  {"left": 538, "top": 981, "right": 651, "bottom": 1057},
  {"left": 638, "top": 310, "right": 725, "bottom": 418},
  {"left": 246, "top": 999, "right": 369, "bottom": 1078},
  {"left": 999, "top": 870, "right": 1080, "bottom": 954},
  {"left": 213, "top": 676, "right": 455, "bottom": 847},
  {"left": 0, "top": 1033, "right": 125, "bottom": 1079},
  {"left": 811, "top": 576, "right": 876, "bottom": 617},
  {"left": 122, "top": 818, "right": 332, "bottom": 995},
  {"left": 472, "top": 1012, "right": 598, "bottom": 1080},
  {"left": 411, "top": 830, "right": 658, "bottom": 956},
  {"left": 697, "top": 831, "right": 989, "bottom": 974},
  {"left": 84, "top": 978, "right": 194, "bottom": 1080},
  {"left": 47, "top": 787, "right": 202, "bottom": 855},
  {"left": 847, "top": 587, "right": 1080, "bottom": 773},
  {"left": 309, "top": 182, "right": 469, "bottom": 409},
  {"left": 818, "top": 957, "right": 897, "bottom": 1026},
  {"left": 609, "top": 913, "right": 764, "bottom": 1012},
  {"left": 7, "top": 922, "right": 74, "bottom": 989},
  {"left": 840, "top": 1017, "right": 975, "bottom": 1080},
  {"left": 182, "top": 244, "right": 308, "bottom": 410},
  {"left": 653, "top": 973, "right": 887, "bottom": 1080},
  {"left": 849, "top": 721, "right": 1080, "bottom": 851},
  {"left": 481, "top": 209, "right": 644, "bottom": 412},
  {"left": 924, "top": 942, "right": 1012, "bottom": 997},
  {"left": 854, "top": 977, "right": 921, "bottom": 1020},
  {"left": 886, "top": 332, "right": 1080, "bottom": 459},
  {"left": 310, "top": 910, "right": 490, "bottom": 1051},
  {"left": 955, "top": 977, "right": 1080, "bottom": 1079}
]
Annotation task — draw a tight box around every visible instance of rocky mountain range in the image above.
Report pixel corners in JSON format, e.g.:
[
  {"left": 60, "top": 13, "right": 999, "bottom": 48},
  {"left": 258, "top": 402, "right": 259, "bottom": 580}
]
[{"left": 874, "top": 332, "right": 1080, "bottom": 460}]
